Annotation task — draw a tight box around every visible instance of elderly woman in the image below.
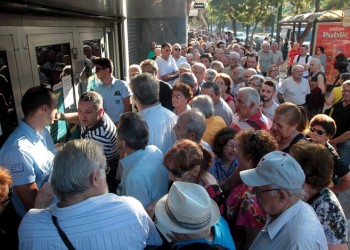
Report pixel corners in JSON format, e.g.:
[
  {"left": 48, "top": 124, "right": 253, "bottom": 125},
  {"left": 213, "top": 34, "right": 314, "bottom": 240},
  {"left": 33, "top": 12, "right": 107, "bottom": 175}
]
[
  {"left": 309, "top": 114, "right": 350, "bottom": 194},
  {"left": 307, "top": 58, "right": 326, "bottom": 119},
  {"left": 172, "top": 82, "right": 193, "bottom": 116},
  {"left": 215, "top": 73, "right": 236, "bottom": 113},
  {"left": 226, "top": 129, "right": 277, "bottom": 250},
  {"left": 270, "top": 102, "right": 308, "bottom": 153},
  {"left": 290, "top": 143, "right": 348, "bottom": 249},
  {"left": 210, "top": 128, "right": 238, "bottom": 184},
  {"left": 164, "top": 139, "right": 226, "bottom": 215}
]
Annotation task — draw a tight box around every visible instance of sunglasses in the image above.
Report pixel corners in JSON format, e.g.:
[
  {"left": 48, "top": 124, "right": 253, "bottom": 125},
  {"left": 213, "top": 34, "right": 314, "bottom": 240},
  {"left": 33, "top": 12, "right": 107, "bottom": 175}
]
[
  {"left": 174, "top": 48, "right": 181, "bottom": 51},
  {"left": 95, "top": 67, "right": 106, "bottom": 72},
  {"left": 310, "top": 127, "right": 326, "bottom": 135}
]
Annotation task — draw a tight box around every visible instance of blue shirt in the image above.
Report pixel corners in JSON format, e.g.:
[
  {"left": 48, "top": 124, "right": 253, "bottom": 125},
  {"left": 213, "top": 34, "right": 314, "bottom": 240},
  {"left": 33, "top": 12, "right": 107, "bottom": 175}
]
[
  {"left": 0, "top": 120, "right": 54, "bottom": 217},
  {"left": 209, "top": 157, "right": 238, "bottom": 183},
  {"left": 175, "top": 217, "right": 236, "bottom": 250},
  {"left": 250, "top": 200, "right": 328, "bottom": 250},
  {"left": 119, "top": 145, "right": 168, "bottom": 208},
  {"left": 95, "top": 77, "right": 131, "bottom": 123}
]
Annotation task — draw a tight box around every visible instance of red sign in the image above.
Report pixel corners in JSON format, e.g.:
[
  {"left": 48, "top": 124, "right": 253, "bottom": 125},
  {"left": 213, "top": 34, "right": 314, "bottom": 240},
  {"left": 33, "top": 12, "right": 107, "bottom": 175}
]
[{"left": 314, "top": 22, "right": 350, "bottom": 84}]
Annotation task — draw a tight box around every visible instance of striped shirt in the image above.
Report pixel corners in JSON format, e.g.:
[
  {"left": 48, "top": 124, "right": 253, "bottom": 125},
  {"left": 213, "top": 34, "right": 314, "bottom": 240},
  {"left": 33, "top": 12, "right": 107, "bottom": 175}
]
[
  {"left": 231, "top": 111, "right": 271, "bottom": 132},
  {"left": 81, "top": 113, "right": 119, "bottom": 167},
  {"left": 19, "top": 194, "right": 162, "bottom": 249}
]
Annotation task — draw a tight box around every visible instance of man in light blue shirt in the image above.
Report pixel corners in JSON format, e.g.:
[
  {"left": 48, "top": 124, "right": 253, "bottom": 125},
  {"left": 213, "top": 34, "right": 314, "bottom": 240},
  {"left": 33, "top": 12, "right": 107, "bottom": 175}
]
[
  {"left": 240, "top": 151, "right": 328, "bottom": 249},
  {"left": 0, "top": 86, "right": 57, "bottom": 217},
  {"left": 117, "top": 112, "right": 168, "bottom": 209}
]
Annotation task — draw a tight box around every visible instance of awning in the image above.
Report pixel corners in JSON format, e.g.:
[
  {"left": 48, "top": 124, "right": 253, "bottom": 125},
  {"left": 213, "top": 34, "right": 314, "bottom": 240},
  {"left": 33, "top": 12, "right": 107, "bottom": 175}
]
[{"left": 278, "top": 10, "right": 343, "bottom": 25}]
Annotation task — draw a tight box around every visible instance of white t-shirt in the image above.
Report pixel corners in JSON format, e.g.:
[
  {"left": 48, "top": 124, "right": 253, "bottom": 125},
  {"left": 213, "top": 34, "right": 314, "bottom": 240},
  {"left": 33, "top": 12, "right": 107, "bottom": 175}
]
[
  {"left": 156, "top": 56, "right": 179, "bottom": 86},
  {"left": 279, "top": 77, "right": 310, "bottom": 105},
  {"left": 293, "top": 54, "right": 313, "bottom": 77}
]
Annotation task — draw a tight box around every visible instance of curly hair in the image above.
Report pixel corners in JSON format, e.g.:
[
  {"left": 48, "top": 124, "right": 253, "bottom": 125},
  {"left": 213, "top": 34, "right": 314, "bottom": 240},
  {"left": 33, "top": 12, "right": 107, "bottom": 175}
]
[
  {"left": 0, "top": 167, "right": 12, "bottom": 204},
  {"left": 172, "top": 82, "right": 193, "bottom": 101},
  {"left": 213, "top": 128, "right": 237, "bottom": 158},
  {"left": 235, "top": 129, "right": 277, "bottom": 167},
  {"left": 163, "top": 139, "right": 213, "bottom": 175},
  {"left": 290, "top": 143, "right": 333, "bottom": 190}
]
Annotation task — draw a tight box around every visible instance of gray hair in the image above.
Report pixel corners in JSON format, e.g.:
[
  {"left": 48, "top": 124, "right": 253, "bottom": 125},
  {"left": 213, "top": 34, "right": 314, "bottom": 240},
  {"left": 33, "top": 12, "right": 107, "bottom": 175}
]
[
  {"left": 129, "top": 73, "right": 159, "bottom": 105},
  {"left": 343, "top": 80, "right": 350, "bottom": 88},
  {"left": 205, "top": 69, "right": 218, "bottom": 81},
  {"left": 202, "top": 81, "right": 221, "bottom": 96},
  {"left": 233, "top": 67, "right": 245, "bottom": 81},
  {"left": 179, "top": 72, "right": 197, "bottom": 88},
  {"left": 292, "top": 64, "right": 304, "bottom": 72},
  {"left": 238, "top": 87, "right": 260, "bottom": 106},
  {"left": 192, "top": 62, "right": 206, "bottom": 72},
  {"left": 210, "top": 61, "right": 224, "bottom": 71},
  {"left": 249, "top": 74, "right": 266, "bottom": 87},
  {"left": 229, "top": 51, "right": 240, "bottom": 60},
  {"left": 310, "top": 58, "right": 324, "bottom": 72},
  {"left": 190, "top": 95, "right": 214, "bottom": 118},
  {"left": 179, "top": 109, "right": 206, "bottom": 142},
  {"left": 51, "top": 139, "right": 107, "bottom": 197}
]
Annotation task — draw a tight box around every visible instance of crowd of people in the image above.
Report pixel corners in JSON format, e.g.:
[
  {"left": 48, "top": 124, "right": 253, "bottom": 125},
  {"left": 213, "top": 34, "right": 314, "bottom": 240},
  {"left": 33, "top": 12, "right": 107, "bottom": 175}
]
[{"left": 0, "top": 30, "right": 350, "bottom": 250}]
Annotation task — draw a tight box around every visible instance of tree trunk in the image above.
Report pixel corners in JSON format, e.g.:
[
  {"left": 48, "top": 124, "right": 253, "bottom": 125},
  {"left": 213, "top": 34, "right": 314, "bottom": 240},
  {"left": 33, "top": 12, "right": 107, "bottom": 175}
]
[
  {"left": 315, "top": 0, "right": 321, "bottom": 12},
  {"left": 298, "top": 22, "right": 313, "bottom": 45}
]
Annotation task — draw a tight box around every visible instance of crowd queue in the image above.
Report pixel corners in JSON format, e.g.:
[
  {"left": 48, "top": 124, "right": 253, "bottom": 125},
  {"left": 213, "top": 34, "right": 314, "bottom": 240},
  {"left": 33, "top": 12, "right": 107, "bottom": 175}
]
[{"left": 1, "top": 30, "right": 350, "bottom": 250}]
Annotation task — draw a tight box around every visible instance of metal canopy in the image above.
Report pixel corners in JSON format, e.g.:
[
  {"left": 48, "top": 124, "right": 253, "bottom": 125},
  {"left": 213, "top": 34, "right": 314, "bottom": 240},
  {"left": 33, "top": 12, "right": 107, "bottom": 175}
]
[{"left": 279, "top": 10, "right": 342, "bottom": 24}]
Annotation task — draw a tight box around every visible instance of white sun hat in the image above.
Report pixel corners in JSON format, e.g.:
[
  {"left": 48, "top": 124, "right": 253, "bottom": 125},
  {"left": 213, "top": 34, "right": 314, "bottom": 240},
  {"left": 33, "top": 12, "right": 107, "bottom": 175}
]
[{"left": 154, "top": 181, "right": 220, "bottom": 236}]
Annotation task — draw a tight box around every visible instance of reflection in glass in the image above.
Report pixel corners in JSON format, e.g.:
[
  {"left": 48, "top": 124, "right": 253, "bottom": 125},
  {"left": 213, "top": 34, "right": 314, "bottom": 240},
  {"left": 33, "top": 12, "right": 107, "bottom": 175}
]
[
  {"left": 35, "top": 43, "right": 72, "bottom": 88},
  {"left": 81, "top": 39, "right": 102, "bottom": 92},
  {"left": 0, "top": 51, "right": 17, "bottom": 147}
]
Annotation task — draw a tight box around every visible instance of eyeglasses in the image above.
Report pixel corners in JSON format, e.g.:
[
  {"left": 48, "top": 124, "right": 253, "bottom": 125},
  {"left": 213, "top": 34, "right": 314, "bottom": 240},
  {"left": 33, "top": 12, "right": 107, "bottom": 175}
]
[
  {"left": 171, "top": 94, "right": 183, "bottom": 99},
  {"left": 1, "top": 188, "right": 12, "bottom": 205},
  {"left": 310, "top": 127, "right": 326, "bottom": 135},
  {"left": 174, "top": 48, "right": 181, "bottom": 51},
  {"left": 251, "top": 187, "right": 281, "bottom": 196},
  {"left": 225, "top": 144, "right": 235, "bottom": 150},
  {"left": 95, "top": 67, "right": 106, "bottom": 72},
  {"left": 166, "top": 166, "right": 184, "bottom": 178}
]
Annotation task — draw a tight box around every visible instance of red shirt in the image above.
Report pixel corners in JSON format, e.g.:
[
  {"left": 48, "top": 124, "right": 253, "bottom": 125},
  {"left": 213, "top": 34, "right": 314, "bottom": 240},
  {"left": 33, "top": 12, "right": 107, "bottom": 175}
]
[{"left": 288, "top": 48, "right": 301, "bottom": 66}]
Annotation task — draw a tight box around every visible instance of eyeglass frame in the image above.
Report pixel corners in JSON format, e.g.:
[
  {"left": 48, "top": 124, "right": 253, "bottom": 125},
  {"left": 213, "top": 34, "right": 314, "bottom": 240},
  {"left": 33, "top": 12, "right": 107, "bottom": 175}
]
[{"left": 310, "top": 127, "right": 326, "bottom": 135}]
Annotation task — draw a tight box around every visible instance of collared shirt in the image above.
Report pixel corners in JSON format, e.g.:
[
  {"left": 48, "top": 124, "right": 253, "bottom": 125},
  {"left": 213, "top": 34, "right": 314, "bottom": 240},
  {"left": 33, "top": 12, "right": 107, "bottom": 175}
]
[
  {"left": 119, "top": 145, "right": 168, "bottom": 208},
  {"left": 231, "top": 111, "right": 271, "bottom": 132},
  {"left": 138, "top": 103, "right": 177, "bottom": 153},
  {"left": 173, "top": 55, "right": 187, "bottom": 67},
  {"left": 19, "top": 194, "right": 162, "bottom": 249},
  {"left": 95, "top": 77, "right": 131, "bottom": 123},
  {"left": 156, "top": 56, "right": 179, "bottom": 86},
  {"left": 81, "top": 113, "right": 119, "bottom": 167},
  {"left": 250, "top": 200, "right": 328, "bottom": 250},
  {"left": 272, "top": 50, "right": 284, "bottom": 66},
  {"left": 258, "top": 50, "right": 274, "bottom": 73},
  {"left": 0, "top": 120, "right": 54, "bottom": 217}
]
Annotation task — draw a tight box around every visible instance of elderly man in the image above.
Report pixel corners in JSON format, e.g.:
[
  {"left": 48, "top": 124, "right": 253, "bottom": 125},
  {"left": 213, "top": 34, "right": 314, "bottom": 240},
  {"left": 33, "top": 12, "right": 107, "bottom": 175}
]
[
  {"left": 211, "top": 60, "right": 224, "bottom": 73},
  {"left": 258, "top": 42, "right": 274, "bottom": 76},
  {"left": 205, "top": 68, "right": 218, "bottom": 82},
  {"left": 172, "top": 43, "right": 187, "bottom": 66},
  {"left": 190, "top": 95, "right": 226, "bottom": 148},
  {"left": 173, "top": 109, "right": 212, "bottom": 151},
  {"left": 192, "top": 62, "right": 206, "bottom": 88},
  {"left": 330, "top": 80, "right": 350, "bottom": 167},
  {"left": 201, "top": 81, "right": 234, "bottom": 127},
  {"left": 240, "top": 151, "right": 327, "bottom": 249},
  {"left": 271, "top": 41, "right": 284, "bottom": 67},
  {"left": 277, "top": 65, "right": 310, "bottom": 106},
  {"left": 231, "top": 66, "right": 246, "bottom": 96},
  {"left": 231, "top": 87, "right": 271, "bottom": 131},
  {"left": 58, "top": 91, "right": 119, "bottom": 193},
  {"left": 155, "top": 43, "right": 179, "bottom": 85},
  {"left": 94, "top": 58, "right": 132, "bottom": 124},
  {"left": 179, "top": 72, "right": 200, "bottom": 96},
  {"left": 243, "top": 68, "right": 257, "bottom": 86},
  {"left": 248, "top": 74, "right": 265, "bottom": 93},
  {"left": 130, "top": 73, "right": 177, "bottom": 153},
  {"left": 140, "top": 59, "right": 173, "bottom": 111},
  {"left": 19, "top": 139, "right": 162, "bottom": 249},
  {"left": 223, "top": 51, "right": 240, "bottom": 79},
  {"left": 0, "top": 86, "right": 57, "bottom": 217},
  {"left": 260, "top": 80, "right": 279, "bottom": 121},
  {"left": 117, "top": 112, "right": 168, "bottom": 208}
]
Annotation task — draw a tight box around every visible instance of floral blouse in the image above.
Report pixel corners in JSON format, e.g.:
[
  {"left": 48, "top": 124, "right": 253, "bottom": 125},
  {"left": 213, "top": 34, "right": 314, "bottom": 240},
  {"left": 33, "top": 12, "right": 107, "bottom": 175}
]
[
  {"left": 209, "top": 157, "right": 239, "bottom": 183},
  {"left": 307, "top": 188, "right": 348, "bottom": 245}
]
